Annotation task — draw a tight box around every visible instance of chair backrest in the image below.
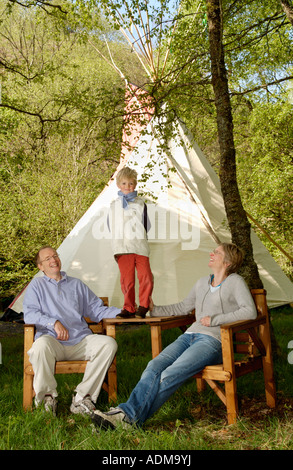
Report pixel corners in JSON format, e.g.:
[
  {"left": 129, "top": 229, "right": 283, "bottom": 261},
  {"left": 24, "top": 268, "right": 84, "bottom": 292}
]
[
  {"left": 250, "top": 289, "right": 268, "bottom": 318},
  {"left": 234, "top": 289, "right": 268, "bottom": 358},
  {"left": 100, "top": 297, "right": 109, "bottom": 307}
]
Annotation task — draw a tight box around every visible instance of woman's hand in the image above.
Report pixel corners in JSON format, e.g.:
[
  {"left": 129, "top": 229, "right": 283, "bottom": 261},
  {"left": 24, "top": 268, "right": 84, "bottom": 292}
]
[{"left": 200, "top": 316, "right": 211, "bottom": 327}]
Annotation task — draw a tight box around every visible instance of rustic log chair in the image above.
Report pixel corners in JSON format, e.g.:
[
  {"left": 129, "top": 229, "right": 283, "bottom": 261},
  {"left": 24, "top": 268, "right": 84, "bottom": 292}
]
[
  {"left": 194, "top": 288, "right": 276, "bottom": 424},
  {"left": 23, "top": 297, "right": 117, "bottom": 410}
]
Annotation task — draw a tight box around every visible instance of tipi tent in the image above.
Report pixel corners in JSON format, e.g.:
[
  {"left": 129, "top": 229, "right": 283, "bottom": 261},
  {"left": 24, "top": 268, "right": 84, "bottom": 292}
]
[{"left": 10, "top": 103, "right": 293, "bottom": 314}]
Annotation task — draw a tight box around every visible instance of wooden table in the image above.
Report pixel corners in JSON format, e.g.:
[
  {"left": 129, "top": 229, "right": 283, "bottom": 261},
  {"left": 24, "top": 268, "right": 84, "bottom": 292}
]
[
  {"left": 102, "top": 313, "right": 195, "bottom": 401},
  {"left": 103, "top": 314, "right": 195, "bottom": 358}
]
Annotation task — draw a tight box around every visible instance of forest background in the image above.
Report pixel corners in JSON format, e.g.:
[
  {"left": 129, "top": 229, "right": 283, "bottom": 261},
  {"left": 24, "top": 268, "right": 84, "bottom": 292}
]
[{"left": 0, "top": 0, "right": 292, "bottom": 309}]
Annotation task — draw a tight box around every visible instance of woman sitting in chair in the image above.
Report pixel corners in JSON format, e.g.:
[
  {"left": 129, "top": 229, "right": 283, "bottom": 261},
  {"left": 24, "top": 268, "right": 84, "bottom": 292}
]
[{"left": 92, "top": 242, "right": 257, "bottom": 429}]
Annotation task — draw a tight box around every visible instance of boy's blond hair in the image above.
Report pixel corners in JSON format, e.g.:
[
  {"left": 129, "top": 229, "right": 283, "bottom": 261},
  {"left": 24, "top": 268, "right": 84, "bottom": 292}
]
[{"left": 116, "top": 167, "right": 138, "bottom": 186}]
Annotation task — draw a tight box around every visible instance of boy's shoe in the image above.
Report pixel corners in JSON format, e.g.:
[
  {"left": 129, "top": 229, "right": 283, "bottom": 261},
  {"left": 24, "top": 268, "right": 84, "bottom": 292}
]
[
  {"left": 92, "top": 407, "right": 132, "bottom": 430},
  {"left": 135, "top": 306, "right": 149, "bottom": 319},
  {"left": 43, "top": 395, "right": 58, "bottom": 416},
  {"left": 70, "top": 394, "right": 96, "bottom": 415},
  {"left": 116, "top": 309, "right": 135, "bottom": 319}
]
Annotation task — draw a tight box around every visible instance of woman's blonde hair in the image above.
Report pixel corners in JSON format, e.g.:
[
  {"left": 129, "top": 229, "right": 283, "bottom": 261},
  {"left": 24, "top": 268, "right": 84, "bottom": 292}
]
[
  {"left": 116, "top": 167, "right": 138, "bottom": 186},
  {"left": 219, "top": 243, "right": 244, "bottom": 275}
]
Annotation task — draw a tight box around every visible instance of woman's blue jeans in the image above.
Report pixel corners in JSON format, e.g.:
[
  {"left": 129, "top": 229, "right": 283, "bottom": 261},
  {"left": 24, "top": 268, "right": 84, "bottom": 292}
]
[{"left": 119, "top": 332, "right": 222, "bottom": 426}]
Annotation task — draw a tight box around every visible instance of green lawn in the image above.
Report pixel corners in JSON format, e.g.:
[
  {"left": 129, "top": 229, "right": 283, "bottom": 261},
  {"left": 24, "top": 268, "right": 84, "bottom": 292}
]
[{"left": 0, "top": 306, "right": 293, "bottom": 450}]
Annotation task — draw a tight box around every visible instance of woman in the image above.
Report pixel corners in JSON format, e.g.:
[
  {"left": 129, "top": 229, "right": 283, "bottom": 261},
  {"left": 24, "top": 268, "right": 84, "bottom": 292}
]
[{"left": 92, "top": 243, "right": 257, "bottom": 429}]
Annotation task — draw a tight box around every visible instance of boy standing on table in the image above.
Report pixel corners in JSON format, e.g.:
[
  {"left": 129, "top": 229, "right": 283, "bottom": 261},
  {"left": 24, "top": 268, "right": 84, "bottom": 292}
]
[{"left": 109, "top": 167, "right": 153, "bottom": 319}]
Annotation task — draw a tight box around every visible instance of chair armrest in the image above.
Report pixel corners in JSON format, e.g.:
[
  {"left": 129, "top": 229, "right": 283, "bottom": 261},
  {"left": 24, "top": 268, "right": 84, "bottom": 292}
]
[
  {"left": 24, "top": 324, "right": 35, "bottom": 368},
  {"left": 220, "top": 315, "right": 267, "bottom": 333}
]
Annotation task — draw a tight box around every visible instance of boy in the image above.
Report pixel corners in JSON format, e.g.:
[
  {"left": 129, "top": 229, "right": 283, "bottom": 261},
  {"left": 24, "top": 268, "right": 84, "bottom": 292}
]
[{"left": 109, "top": 167, "right": 153, "bottom": 319}]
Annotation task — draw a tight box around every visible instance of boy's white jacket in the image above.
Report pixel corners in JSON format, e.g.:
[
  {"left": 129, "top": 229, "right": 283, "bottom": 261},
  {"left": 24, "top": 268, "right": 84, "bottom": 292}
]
[{"left": 109, "top": 197, "right": 150, "bottom": 258}]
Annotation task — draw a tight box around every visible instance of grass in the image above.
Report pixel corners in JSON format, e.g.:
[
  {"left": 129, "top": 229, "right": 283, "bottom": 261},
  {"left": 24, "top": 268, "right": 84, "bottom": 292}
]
[{"left": 0, "top": 306, "right": 293, "bottom": 451}]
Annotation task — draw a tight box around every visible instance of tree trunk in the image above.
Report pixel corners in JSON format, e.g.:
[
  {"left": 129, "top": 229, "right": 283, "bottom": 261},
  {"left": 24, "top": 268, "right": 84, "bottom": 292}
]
[
  {"left": 280, "top": 0, "right": 293, "bottom": 25},
  {"left": 206, "top": 0, "right": 262, "bottom": 288}
]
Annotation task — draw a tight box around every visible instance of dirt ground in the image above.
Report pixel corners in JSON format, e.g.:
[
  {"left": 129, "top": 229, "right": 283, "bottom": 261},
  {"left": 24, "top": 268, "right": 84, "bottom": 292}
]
[{"left": 0, "top": 320, "right": 24, "bottom": 338}]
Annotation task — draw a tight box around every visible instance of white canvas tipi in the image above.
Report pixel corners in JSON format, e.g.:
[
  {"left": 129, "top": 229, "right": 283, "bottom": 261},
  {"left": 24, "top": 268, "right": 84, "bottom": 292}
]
[{"left": 10, "top": 105, "right": 293, "bottom": 314}]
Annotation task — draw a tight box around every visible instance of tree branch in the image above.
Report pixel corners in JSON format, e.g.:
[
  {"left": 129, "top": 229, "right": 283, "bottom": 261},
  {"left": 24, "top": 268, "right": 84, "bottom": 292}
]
[
  {"left": 230, "top": 75, "right": 293, "bottom": 97},
  {"left": 0, "top": 102, "right": 70, "bottom": 139},
  {"left": 7, "top": 0, "right": 67, "bottom": 15},
  {"left": 0, "top": 59, "right": 40, "bottom": 81}
]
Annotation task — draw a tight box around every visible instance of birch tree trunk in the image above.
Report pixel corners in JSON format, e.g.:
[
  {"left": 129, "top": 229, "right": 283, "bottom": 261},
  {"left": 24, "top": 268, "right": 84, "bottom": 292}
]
[
  {"left": 280, "top": 0, "right": 293, "bottom": 25},
  {"left": 206, "top": 0, "right": 263, "bottom": 288}
]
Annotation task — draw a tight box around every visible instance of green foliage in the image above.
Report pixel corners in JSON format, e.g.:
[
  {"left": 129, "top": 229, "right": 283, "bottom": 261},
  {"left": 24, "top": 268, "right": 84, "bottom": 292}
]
[
  {"left": 236, "top": 100, "right": 293, "bottom": 279},
  {"left": 0, "top": 2, "right": 140, "bottom": 301},
  {"left": 163, "top": 0, "right": 293, "bottom": 278},
  {"left": 223, "top": 0, "right": 293, "bottom": 101}
]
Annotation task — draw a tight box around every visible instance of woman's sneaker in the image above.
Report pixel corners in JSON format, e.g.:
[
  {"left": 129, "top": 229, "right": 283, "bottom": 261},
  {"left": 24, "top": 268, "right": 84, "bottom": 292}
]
[{"left": 92, "top": 407, "right": 132, "bottom": 430}]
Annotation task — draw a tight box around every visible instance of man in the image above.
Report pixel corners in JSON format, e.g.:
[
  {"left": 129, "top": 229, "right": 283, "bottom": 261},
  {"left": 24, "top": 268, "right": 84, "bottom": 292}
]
[{"left": 23, "top": 245, "right": 121, "bottom": 416}]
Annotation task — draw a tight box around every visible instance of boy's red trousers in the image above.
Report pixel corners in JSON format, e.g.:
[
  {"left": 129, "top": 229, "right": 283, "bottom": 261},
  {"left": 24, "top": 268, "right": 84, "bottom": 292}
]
[{"left": 117, "top": 254, "right": 153, "bottom": 313}]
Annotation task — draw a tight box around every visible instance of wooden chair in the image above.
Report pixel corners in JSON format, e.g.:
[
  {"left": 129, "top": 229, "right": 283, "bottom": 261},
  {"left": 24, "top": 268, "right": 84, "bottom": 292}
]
[
  {"left": 23, "top": 297, "right": 117, "bottom": 410},
  {"left": 194, "top": 289, "right": 276, "bottom": 424}
]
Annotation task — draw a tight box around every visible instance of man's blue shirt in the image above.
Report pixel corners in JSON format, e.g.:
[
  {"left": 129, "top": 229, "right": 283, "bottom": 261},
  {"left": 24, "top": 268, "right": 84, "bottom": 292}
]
[{"left": 23, "top": 272, "right": 120, "bottom": 345}]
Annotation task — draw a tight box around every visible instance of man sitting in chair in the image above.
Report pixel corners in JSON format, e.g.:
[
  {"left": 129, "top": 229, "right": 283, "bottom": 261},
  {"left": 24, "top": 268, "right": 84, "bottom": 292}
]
[{"left": 23, "top": 245, "right": 121, "bottom": 416}]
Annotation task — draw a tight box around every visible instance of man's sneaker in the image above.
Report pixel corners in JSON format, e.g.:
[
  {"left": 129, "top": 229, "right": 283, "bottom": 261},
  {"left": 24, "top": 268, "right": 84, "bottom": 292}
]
[
  {"left": 135, "top": 306, "right": 149, "bottom": 319},
  {"left": 44, "top": 395, "right": 57, "bottom": 416},
  {"left": 70, "top": 395, "right": 96, "bottom": 415},
  {"left": 92, "top": 407, "right": 132, "bottom": 430},
  {"left": 116, "top": 309, "right": 135, "bottom": 319}
]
